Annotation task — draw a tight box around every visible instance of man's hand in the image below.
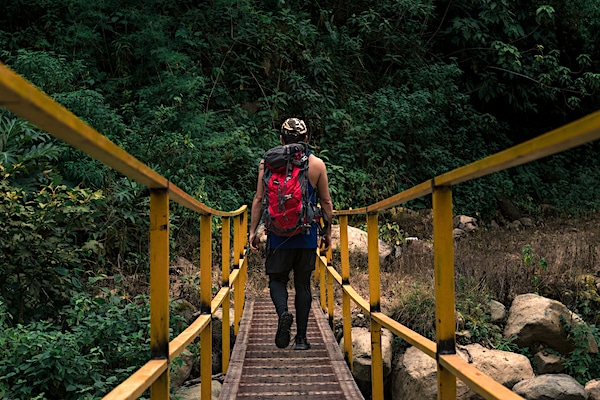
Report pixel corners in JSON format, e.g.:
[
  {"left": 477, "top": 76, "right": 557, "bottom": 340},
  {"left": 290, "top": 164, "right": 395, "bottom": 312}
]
[
  {"left": 319, "top": 234, "right": 331, "bottom": 253},
  {"left": 249, "top": 232, "right": 260, "bottom": 254}
]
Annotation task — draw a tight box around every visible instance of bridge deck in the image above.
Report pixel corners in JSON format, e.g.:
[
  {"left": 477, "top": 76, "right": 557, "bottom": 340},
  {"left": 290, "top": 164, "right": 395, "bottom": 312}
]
[{"left": 219, "top": 295, "right": 364, "bottom": 399}]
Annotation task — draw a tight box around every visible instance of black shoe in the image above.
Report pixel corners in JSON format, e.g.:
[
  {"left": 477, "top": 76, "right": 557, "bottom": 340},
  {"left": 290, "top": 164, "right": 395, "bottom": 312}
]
[
  {"left": 293, "top": 335, "right": 311, "bottom": 350},
  {"left": 275, "top": 312, "right": 293, "bottom": 348}
]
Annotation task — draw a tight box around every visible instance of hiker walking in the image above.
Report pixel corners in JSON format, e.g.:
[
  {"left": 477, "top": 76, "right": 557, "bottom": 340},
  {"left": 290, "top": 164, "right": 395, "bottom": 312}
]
[{"left": 249, "top": 117, "right": 333, "bottom": 350}]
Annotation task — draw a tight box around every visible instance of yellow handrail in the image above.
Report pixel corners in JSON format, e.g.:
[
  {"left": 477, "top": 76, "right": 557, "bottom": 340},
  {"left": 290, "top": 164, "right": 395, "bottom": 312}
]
[
  {"left": 319, "top": 108, "right": 600, "bottom": 399},
  {"left": 0, "top": 61, "right": 249, "bottom": 399},
  {"left": 4, "top": 57, "right": 600, "bottom": 400}
]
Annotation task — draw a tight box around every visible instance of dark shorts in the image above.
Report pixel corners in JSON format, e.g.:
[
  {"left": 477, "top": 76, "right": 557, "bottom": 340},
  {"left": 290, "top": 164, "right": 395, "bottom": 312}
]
[{"left": 265, "top": 248, "right": 316, "bottom": 275}]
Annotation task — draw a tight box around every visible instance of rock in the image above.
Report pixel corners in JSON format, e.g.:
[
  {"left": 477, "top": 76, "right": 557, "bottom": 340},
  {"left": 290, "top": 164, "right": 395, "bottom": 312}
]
[
  {"left": 211, "top": 317, "right": 226, "bottom": 374},
  {"left": 540, "top": 204, "right": 557, "bottom": 216},
  {"left": 391, "top": 344, "right": 533, "bottom": 400},
  {"left": 532, "top": 350, "right": 565, "bottom": 374},
  {"left": 172, "top": 299, "right": 198, "bottom": 332},
  {"left": 175, "top": 380, "right": 222, "bottom": 400},
  {"left": 489, "top": 300, "right": 506, "bottom": 323},
  {"left": 585, "top": 379, "right": 600, "bottom": 400},
  {"left": 498, "top": 196, "right": 522, "bottom": 221},
  {"left": 513, "top": 374, "right": 588, "bottom": 400},
  {"left": 212, "top": 379, "right": 223, "bottom": 398},
  {"left": 339, "top": 327, "right": 394, "bottom": 383},
  {"left": 504, "top": 293, "right": 598, "bottom": 355},
  {"left": 520, "top": 217, "right": 534, "bottom": 227},
  {"left": 457, "top": 344, "right": 534, "bottom": 390},
  {"left": 171, "top": 348, "right": 195, "bottom": 388},
  {"left": 453, "top": 228, "right": 466, "bottom": 239},
  {"left": 508, "top": 220, "right": 522, "bottom": 230},
  {"left": 456, "top": 330, "right": 471, "bottom": 342},
  {"left": 331, "top": 225, "right": 393, "bottom": 265},
  {"left": 391, "top": 346, "right": 437, "bottom": 400},
  {"left": 453, "top": 215, "right": 478, "bottom": 233},
  {"left": 452, "top": 216, "right": 478, "bottom": 240},
  {"left": 213, "top": 307, "right": 235, "bottom": 327}
]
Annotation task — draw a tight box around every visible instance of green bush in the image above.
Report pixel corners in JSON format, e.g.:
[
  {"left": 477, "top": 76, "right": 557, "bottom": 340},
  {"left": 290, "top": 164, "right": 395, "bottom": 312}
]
[
  {"left": 0, "top": 292, "right": 151, "bottom": 400},
  {"left": 455, "top": 277, "right": 511, "bottom": 350},
  {"left": 0, "top": 165, "right": 104, "bottom": 322},
  {"left": 391, "top": 277, "right": 517, "bottom": 351},
  {"left": 391, "top": 282, "right": 436, "bottom": 340},
  {"left": 561, "top": 317, "right": 600, "bottom": 384},
  {"left": 3, "top": 0, "right": 600, "bottom": 217}
]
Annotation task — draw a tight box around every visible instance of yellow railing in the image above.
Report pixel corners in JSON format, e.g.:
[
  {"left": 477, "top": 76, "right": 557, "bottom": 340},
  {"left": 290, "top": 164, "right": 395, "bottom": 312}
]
[
  {"left": 4, "top": 58, "right": 600, "bottom": 400},
  {"left": 317, "top": 109, "right": 600, "bottom": 399},
  {"left": 0, "top": 62, "right": 249, "bottom": 399}
]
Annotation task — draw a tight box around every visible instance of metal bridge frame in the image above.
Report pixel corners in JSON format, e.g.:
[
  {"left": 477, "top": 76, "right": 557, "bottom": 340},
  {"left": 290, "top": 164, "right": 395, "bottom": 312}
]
[
  {"left": 1, "top": 62, "right": 248, "bottom": 399},
  {"left": 317, "top": 105, "right": 600, "bottom": 399},
  {"left": 2, "top": 60, "right": 600, "bottom": 399}
]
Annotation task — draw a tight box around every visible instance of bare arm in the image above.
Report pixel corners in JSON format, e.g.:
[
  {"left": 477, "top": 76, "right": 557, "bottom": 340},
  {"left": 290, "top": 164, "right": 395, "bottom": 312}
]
[
  {"left": 249, "top": 160, "right": 264, "bottom": 253},
  {"left": 311, "top": 156, "right": 333, "bottom": 252}
]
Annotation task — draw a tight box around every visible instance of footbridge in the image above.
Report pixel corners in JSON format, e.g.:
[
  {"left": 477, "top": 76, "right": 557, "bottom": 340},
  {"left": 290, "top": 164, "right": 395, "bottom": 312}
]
[
  {"left": 219, "top": 296, "right": 364, "bottom": 399},
  {"left": 1, "top": 61, "right": 600, "bottom": 399}
]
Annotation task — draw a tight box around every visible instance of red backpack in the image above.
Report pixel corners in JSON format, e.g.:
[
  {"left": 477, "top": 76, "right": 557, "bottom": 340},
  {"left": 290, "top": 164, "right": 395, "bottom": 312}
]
[{"left": 261, "top": 143, "right": 318, "bottom": 236}]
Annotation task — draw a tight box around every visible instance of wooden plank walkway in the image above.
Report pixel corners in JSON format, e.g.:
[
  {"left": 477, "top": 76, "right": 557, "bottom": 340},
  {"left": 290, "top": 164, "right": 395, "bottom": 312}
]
[{"left": 219, "top": 295, "right": 365, "bottom": 400}]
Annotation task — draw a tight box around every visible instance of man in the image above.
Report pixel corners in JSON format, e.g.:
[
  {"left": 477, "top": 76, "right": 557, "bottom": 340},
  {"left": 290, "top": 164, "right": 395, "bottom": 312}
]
[{"left": 249, "top": 117, "right": 333, "bottom": 350}]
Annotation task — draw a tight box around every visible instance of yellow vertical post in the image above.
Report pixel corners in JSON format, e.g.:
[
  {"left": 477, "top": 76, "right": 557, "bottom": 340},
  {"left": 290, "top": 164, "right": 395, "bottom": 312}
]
[
  {"left": 433, "top": 185, "right": 457, "bottom": 400},
  {"left": 326, "top": 246, "right": 334, "bottom": 328},
  {"left": 367, "top": 213, "right": 384, "bottom": 400},
  {"left": 233, "top": 214, "right": 242, "bottom": 336},
  {"left": 340, "top": 215, "right": 353, "bottom": 370},
  {"left": 240, "top": 210, "right": 248, "bottom": 311},
  {"left": 319, "top": 248, "right": 326, "bottom": 312},
  {"left": 221, "top": 217, "right": 231, "bottom": 374},
  {"left": 314, "top": 229, "right": 321, "bottom": 289},
  {"left": 200, "top": 214, "right": 213, "bottom": 400},
  {"left": 150, "top": 189, "right": 170, "bottom": 399},
  {"left": 313, "top": 256, "right": 321, "bottom": 287}
]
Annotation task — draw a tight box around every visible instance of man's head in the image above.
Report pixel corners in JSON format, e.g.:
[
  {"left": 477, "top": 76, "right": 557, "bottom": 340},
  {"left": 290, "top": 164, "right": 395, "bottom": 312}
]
[{"left": 280, "top": 118, "right": 308, "bottom": 144}]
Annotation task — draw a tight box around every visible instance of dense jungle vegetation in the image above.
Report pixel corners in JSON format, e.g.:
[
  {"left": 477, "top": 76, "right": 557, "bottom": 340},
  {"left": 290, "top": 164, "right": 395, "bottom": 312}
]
[{"left": 1, "top": 0, "right": 600, "bottom": 398}]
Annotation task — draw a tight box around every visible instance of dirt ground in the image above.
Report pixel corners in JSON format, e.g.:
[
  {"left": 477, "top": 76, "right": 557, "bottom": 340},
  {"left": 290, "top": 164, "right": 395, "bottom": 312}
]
[
  {"left": 163, "top": 210, "right": 599, "bottom": 336},
  {"left": 241, "top": 211, "right": 600, "bottom": 329}
]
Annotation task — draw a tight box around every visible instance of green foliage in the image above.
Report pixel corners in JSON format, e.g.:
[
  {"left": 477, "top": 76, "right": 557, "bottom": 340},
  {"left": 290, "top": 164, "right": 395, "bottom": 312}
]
[
  {"left": 0, "top": 165, "right": 104, "bottom": 322},
  {"left": 561, "top": 316, "right": 600, "bottom": 384},
  {"left": 1, "top": 113, "right": 111, "bottom": 323},
  {"left": 320, "top": 65, "right": 505, "bottom": 208},
  {"left": 571, "top": 275, "right": 600, "bottom": 326},
  {"left": 0, "top": 320, "right": 107, "bottom": 400},
  {"left": 434, "top": 0, "right": 600, "bottom": 122},
  {"left": 0, "top": 291, "right": 152, "bottom": 399},
  {"left": 455, "top": 277, "right": 509, "bottom": 349},
  {"left": 379, "top": 220, "right": 408, "bottom": 246},
  {"left": 391, "top": 276, "right": 517, "bottom": 350},
  {"left": 521, "top": 244, "right": 548, "bottom": 293},
  {"left": 391, "top": 282, "right": 436, "bottom": 340},
  {"left": 94, "top": 176, "right": 150, "bottom": 275},
  {"left": 2, "top": 0, "right": 600, "bottom": 218},
  {"left": 0, "top": 113, "right": 62, "bottom": 190},
  {"left": 0, "top": 2, "right": 599, "bottom": 394},
  {"left": 1, "top": 49, "right": 89, "bottom": 95}
]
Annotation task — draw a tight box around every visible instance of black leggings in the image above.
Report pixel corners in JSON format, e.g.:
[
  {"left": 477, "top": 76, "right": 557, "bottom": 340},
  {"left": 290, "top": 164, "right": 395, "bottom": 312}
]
[{"left": 266, "top": 248, "right": 315, "bottom": 337}]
